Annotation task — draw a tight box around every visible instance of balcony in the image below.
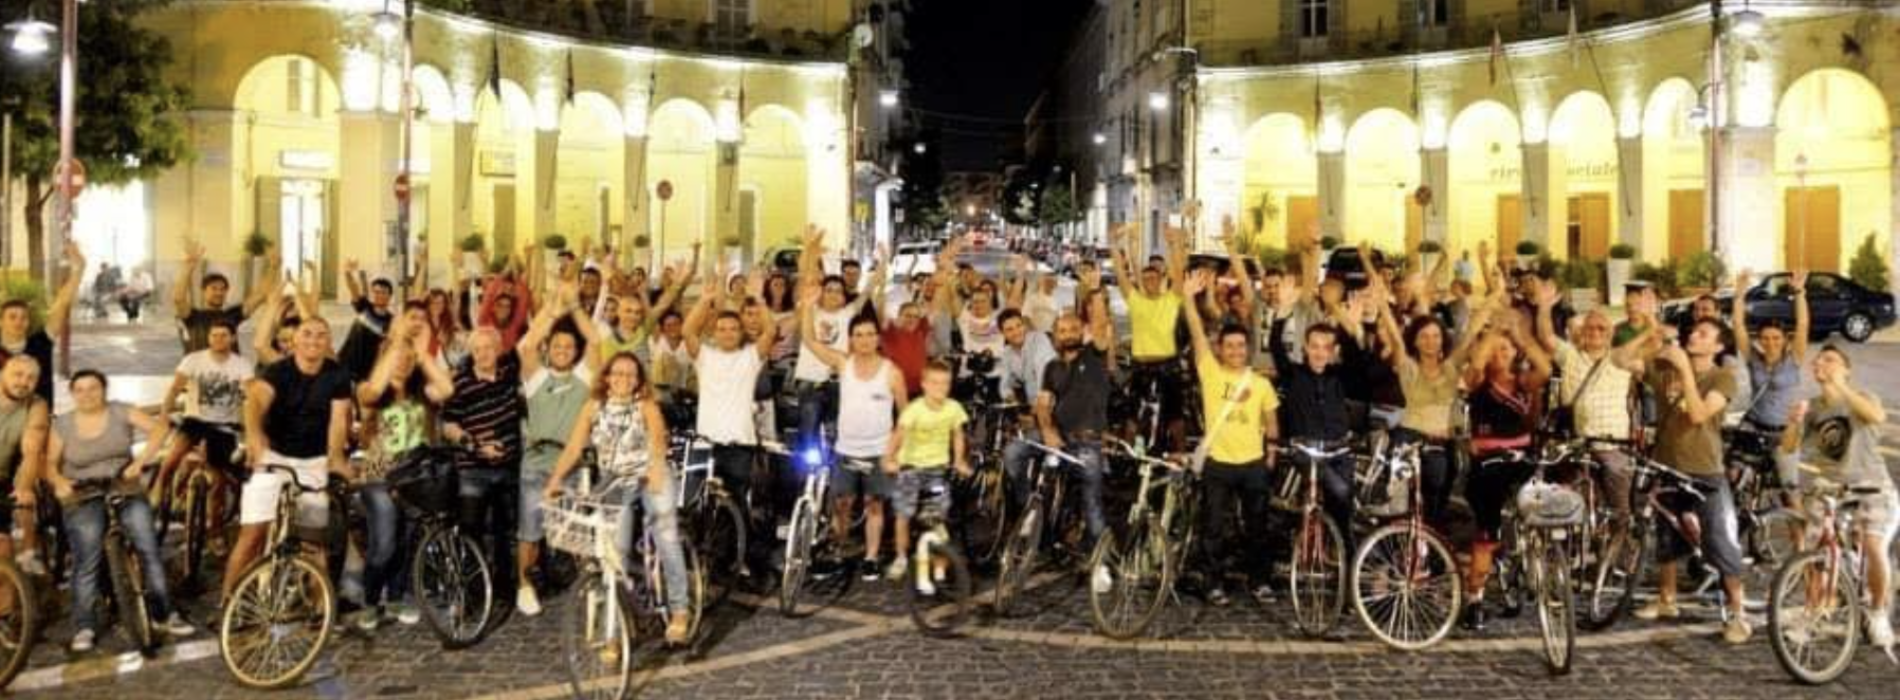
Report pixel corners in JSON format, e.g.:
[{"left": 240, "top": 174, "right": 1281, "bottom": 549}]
[{"left": 417, "top": 0, "right": 851, "bottom": 61}]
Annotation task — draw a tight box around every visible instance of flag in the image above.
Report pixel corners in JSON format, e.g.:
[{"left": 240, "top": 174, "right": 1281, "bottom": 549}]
[
  {"left": 486, "top": 36, "right": 501, "bottom": 98},
  {"left": 564, "top": 50, "right": 576, "bottom": 104},
  {"left": 1488, "top": 26, "right": 1502, "bottom": 86},
  {"left": 1567, "top": 6, "right": 1580, "bottom": 69}
]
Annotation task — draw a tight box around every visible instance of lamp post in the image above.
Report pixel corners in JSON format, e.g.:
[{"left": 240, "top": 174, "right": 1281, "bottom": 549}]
[
  {"left": 50, "top": 0, "right": 76, "bottom": 376},
  {"left": 373, "top": 0, "right": 416, "bottom": 301}
]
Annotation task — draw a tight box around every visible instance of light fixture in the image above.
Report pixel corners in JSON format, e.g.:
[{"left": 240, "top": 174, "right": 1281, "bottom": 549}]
[
  {"left": 1729, "top": 3, "right": 1765, "bottom": 38},
  {"left": 1092, "top": 132, "right": 1107, "bottom": 146},
  {"left": 913, "top": 142, "right": 927, "bottom": 154},
  {"left": 6, "top": 16, "right": 55, "bottom": 56},
  {"left": 1687, "top": 103, "right": 1709, "bottom": 129},
  {"left": 371, "top": 4, "right": 402, "bottom": 41},
  {"left": 1148, "top": 91, "right": 1170, "bottom": 112},
  {"left": 879, "top": 89, "right": 899, "bottom": 109}
]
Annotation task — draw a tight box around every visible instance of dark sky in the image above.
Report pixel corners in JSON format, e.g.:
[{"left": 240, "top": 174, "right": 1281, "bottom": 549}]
[{"left": 905, "top": 0, "right": 1095, "bottom": 172}]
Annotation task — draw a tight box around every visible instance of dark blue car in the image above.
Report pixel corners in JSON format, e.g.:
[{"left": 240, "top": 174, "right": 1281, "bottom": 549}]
[{"left": 1668, "top": 272, "right": 1896, "bottom": 343}]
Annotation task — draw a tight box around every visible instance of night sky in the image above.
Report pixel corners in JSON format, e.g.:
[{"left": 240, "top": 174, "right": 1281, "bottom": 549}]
[{"left": 905, "top": 0, "right": 1095, "bottom": 171}]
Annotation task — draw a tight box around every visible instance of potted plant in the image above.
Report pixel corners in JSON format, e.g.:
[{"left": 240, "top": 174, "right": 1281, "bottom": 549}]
[
  {"left": 460, "top": 233, "right": 487, "bottom": 277},
  {"left": 1562, "top": 259, "right": 1603, "bottom": 310},
  {"left": 240, "top": 231, "right": 273, "bottom": 297},
  {"left": 1514, "top": 240, "right": 1541, "bottom": 270},
  {"left": 541, "top": 234, "right": 569, "bottom": 271},
  {"left": 1677, "top": 250, "right": 1726, "bottom": 295},
  {"left": 1848, "top": 232, "right": 1891, "bottom": 292},
  {"left": 632, "top": 234, "right": 652, "bottom": 249},
  {"left": 1319, "top": 235, "right": 1340, "bottom": 254},
  {"left": 1417, "top": 239, "right": 1444, "bottom": 275},
  {"left": 1607, "top": 242, "right": 1637, "bottom": 307}
]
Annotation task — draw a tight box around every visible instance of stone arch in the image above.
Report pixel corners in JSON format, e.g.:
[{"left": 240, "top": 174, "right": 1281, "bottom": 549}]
[
  {"left": 1447, "top": 100, "right": 1523, "bottom": 257},
  {"left": 740, "top": 104, "right": 809, "bottom": 258},
  {"left": 646, "top": 98, "right": 719, "bottom": 266},
  {"left": 1774, "top": 68, "right": 1892, "bottom": 273},
  {"left": 1641, "top": 78, "right": 1706, "bottom": 262},
  {"left": 1549, "top": 90, "right": 1620, "bottom": 259},
  {"left": 232, "top": 54, "right": 344, "bottom": 280},
  {"left": 1240, "top": 113, "right": 1318, "bottom": 247},
  {"left": 1343, "top": 108, "right": 1421, "bottom": 252},
  {"left": 554, "top": 91, "right": 629, "bottom": 247}
]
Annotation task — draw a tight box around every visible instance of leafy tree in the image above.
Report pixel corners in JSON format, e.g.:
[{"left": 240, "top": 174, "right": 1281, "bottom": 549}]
[
  {"left": 0, "top": 0, "right": 191, "bottom": 282},
  {"left": 1848, "top": 233, "right": 1890, "bottom": 291},
  {"left": 1036, "top": 181, "right": 1080, "bottom": 229}
]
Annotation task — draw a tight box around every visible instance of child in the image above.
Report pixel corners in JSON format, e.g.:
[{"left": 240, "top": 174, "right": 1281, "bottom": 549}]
[{"left": 882, "top": 360, "right": 971, "bottom": 589}]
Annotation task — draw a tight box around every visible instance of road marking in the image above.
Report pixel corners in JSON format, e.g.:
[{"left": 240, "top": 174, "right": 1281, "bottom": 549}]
[
  {"left": 9, "top": 638, "right": 221, "bottom": 693},
  {"left": 958, "top": 620, "right": 1726, "bottom": 656}
]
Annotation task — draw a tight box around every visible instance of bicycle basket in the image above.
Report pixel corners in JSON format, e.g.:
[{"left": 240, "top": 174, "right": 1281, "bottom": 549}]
[
  {"left": 1515, "top": 480, "right": 1585, "bottom": 529},
  {"left": 387, "top": 448, "right": 459, "bottom": 516},
  {"left": 543, "top": 494, "right": 626, "bottom": 559}
]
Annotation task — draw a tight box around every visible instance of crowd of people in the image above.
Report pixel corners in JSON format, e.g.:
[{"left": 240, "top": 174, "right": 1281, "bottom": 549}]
[{"left": 0, "top": 212, "right": 1892, "bottom": 672}]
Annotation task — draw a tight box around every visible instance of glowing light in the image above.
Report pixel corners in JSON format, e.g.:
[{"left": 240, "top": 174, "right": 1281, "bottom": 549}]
[
  {"left": 1729, "top": 9, "right": 1766, "bottom": 38},
  {"left": 623, "top": 89, "right": 650, "bottom": 137},
  {"left": 340, "top": 50, "right": 382, "bottom": 112},
  {"left": 715, "top": 97, "right": 742, "bottom": 143},
  {"left": 879, "top": 89, "right": 899, "bottom": 109},
  {"left": 1148, "top": 91, "right": 1170, "bottom": 112},
  {"left": 1092, "top": 132, "right": 1107, "bottom": 146},
  {"left": 7, "top": 17, "right": 55, "bottom": 56}
]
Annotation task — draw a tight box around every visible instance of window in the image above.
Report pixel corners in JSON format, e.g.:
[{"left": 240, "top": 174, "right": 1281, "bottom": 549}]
[
  {"left": 1299, "top": 0, "right": 1329, "bottom": 38},
  {"left": 1543, "top": 0, "right": 1573, "bottom": 12},
  {"left": 711, "top": 0, "right": 750, "bottom": 35},
  {"left": 1421, "top": 0, "right": 1449, "bottom": 27},
  {"left": 285, "top": 58, "right": 317, "bottom": 116}
]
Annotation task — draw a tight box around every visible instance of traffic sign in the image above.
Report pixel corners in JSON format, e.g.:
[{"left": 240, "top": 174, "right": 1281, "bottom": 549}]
[
  {"left": 394, "top": 173, "right": 412, "bottom": 201},
  {"left": 55, "top": 158, "right": 86, "bottom": 198},
  {"left": 656, "top": 180, "right": 674, "bottom": 201}
]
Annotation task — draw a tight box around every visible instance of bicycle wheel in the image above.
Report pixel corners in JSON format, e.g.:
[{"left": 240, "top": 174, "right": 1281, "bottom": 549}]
[
  {"left": 1288, "top": 512, "right": 1346, "bottom": 637},
  {"left": 1768, "top": 550, "right": 1861, "bottom": 685},
  {"left": 1532, "top": 539, "right": 1576, "bottom": 676},
  {"left": 778, "top": 498, "right": 817, "bottom": 617},
  {"left": 1087, "top": 515, "right": 1172, "bottom": 640},
  {"left": 176, "top": 475, "right": 211, "bottom": 593},
  {"left": 907, "top": 535, "right": 972, "bottom": 637},
  {"left": 993, "top": 497, "right": 1044, "bottom": 618},
  {"left": 957, "top": 471, "right": 1009, "bottom": 568},
  {"left": 696, "top": 492, "right": 746, "bottom": 609},
  {"left": 0, "top": 563, "right": 38, "bottom": 690},
  {"left": 413, "top": 525, "right": 496, "bottom": 649},
  {"left": 681, "top": 545, "right": 709, "bottom": 643},
  {"left": 561, "top": 571, "right": 635, "bottom": 700},
  {"left": 1351, "top": 523, "right": 1461, "bottom": 651},
  {"left": 105, "top": 534, "right": 157, "bottom": 656},
  {"left": 1749, "top": 506, "right": 1800, "bottom": 571},
  {"left": 1579, "top": 521, "right": 1649, "bottom": 632},
  {"left": 219, "top": 556, "right": 335, "bottom": 689}
]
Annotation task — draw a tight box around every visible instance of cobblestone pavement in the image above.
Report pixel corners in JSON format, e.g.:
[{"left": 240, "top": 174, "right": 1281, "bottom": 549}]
[{"left": 15, "top": 320, "right": 1900, "bottom": 699}]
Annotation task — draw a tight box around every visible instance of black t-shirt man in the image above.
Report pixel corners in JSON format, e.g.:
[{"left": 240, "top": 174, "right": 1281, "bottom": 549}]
[
  {"left": 183, "top": 306, "right": 248, "bottom": 355},
  {"left": 339, "top": 297, "right": 395, "bottom": 381},
  {"left": 260, "top": 357, "right": 353, "bottom": 459},
  {"left": 1279, "top": 362, "right": 1353, "bottom": 443},
  {"left": 1042, "top": 346, "right": 1112, "bottom": 436}
]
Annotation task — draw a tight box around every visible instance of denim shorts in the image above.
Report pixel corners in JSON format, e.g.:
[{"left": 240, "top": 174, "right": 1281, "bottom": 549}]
[
  {"left": 890, "top": 468, "right": 949, "bottom": 520},
  {"left": 831, "top": 455, "right": 888, "bottom": 501}
]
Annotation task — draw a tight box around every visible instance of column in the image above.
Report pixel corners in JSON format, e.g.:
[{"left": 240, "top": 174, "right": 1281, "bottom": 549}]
[
  {"left": 1420, "top": 147, "right": 1449, "bottom": 245},
  {"left": 523, "top": 129, "right": 559, "bottom": 245},
  {"left": 1715, "top": 125, "right": 1776, "bottom": 273},
  {"left": 1615, "top": 136, "right": 1645, "bottom": 250},
  {"left": 150, "top": 110, "right": 239, "bottom": 310},
  {"left": 1520, "top": 142, "right": 1553, "bottom": 254},
  {"left": 1890, "top": 128, "right": 1899, "bottom": 294},
  {"left": 714, "top": 141, "right": 740, "bottom": 270},
  {"left": 622, "top": 135, "right": 649, "bottom": 266},
  {"left": 338, "top": 110, "right": 402, "bottom": 280},
  {"left": 1317, "top": 150, "right": 1345, "bottom": 240},
  {"left": 425, "top": 121, "right": 475, "bottom": 284}
]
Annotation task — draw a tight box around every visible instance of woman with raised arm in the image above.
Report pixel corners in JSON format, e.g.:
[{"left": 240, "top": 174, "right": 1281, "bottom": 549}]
[
  {"left": 1369, "top": 266, "right": 1493, "bottom": 528},
  {"left": 352, "top": 314, "right": 455, "bottom": 629},
  {"left": 1730, "top": 269, "right": 1810, "bottom": 441}
]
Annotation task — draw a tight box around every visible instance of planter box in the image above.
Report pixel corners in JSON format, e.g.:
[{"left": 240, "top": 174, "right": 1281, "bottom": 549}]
[{"left": 1607, "top": 259, "right": 1633, "bottom": 306}]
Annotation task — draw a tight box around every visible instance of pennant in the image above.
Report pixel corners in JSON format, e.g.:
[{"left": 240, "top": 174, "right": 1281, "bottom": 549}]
[
  {"left": 1567, "top": 6, "right": 1580, "bottom": 69},
  {"left": 1488, "top": 26, "right": 1502, "bottom": 86},
  {"left": 487, "top": 36, "right": 502, "bottom": 98},
  {"left": 564, "top": 50, "right": 576, "bottom": 105}
]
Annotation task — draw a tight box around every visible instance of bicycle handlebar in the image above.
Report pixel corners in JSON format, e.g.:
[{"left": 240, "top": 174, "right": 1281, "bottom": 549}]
[
  {"left": 262, "top": 464, "right": 329, "bottom": 494},
  {"left": 1013, "top": 438, "right": 1087, "bottom": 467},
  {"left": 1285, "top": 438, "right": 1352, "bottom": 461}
]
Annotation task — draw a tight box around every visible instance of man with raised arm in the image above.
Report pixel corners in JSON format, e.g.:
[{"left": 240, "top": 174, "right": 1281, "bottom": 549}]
[{"left": 174, "top": 239, "right": 272, "bottom": 354}]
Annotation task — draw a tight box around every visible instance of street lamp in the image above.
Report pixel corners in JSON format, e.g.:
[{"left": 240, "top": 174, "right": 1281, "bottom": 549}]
[
  {"left": 1091, "top": 132, "right": 1107, "bottom": 146},
  {"left": 913, "top": 142, "right": 927, "bottom": 155},
  {"left": 371, "top": 4, "right": 402, "bottom": 41},
  {"left": 879, "top": 89, "right": 899, "bottom": 109},
  {"left": 5, "top": 15, "right": 53, "bottom": 55},
  {"left": 1148, "top": 91, "right": 1170, "bottom": 112},
  {"left": 1728, "top": 2, "right": 1765, "bottom": 38}
]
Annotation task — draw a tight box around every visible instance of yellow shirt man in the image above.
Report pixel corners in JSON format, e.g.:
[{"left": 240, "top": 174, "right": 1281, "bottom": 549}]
[
  {"left": 1126, "top": 290, "right": 1182, "bottom": 360},
  {"left": 1196, "top": 356, "right": 1279, "bottom": 465}
]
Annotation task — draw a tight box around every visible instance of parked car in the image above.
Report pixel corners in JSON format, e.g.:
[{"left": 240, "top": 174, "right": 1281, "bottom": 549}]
[
  {"left": 889, "top": 239, "right": 943, "bottom": 277},
  {"left": 1663, "top": 271, "right": 1896, "bottom": 343},
  {"left": 1322, "top": 247, "right": 1389, "bottom": 289},
  {"left": 1187, "top": 252, "right": 1264, "bottom": 281}
]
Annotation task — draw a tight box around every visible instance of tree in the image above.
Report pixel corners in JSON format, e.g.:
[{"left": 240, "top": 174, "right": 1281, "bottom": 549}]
[
  {"left": 1036, "top": 181, "right": 1080, "bottom": 232},
  {"left": 0, "top": 0, "right": 191, "bottom": 282},
  {"left": 1001, "top": 169, "right": 1039, "bottom": 227},
  {"left": 1847, "top": 232, "right": 1891, "bottom": 292}
]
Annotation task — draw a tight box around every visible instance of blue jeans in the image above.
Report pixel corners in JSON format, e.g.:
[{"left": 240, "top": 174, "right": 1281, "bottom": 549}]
[
  {"left": 356, "top": 483, "right": 410, "bottom": 607},
  {"left": 1002, "top": 438, "right": 1107, "bottom": 544},
  {"left": 64, "top": 494, "right": 173, "bottom": 632},
  {"left": 611, "top": 473, "right": 690, "bottom": 613},
  {"left": 459, "top": 467, "right": 519, "bottom": 595}
]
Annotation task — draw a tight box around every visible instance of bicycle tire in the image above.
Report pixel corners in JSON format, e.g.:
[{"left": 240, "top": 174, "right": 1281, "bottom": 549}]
[
  {"left": 778, "top": 498, "right": 817, "bottom": 617},
  {"left": 957, "top": 471, "right": 1009, "bottom": 568},
  {"left": 1533, "top": 538, "right": 1576, "bottom": 676},
  {"left": 560, "top": 571, "right": 636, "bottom": 700},
  {"left": 413, "top": 525, "right": 496, "bottom": 650},
  {"left": 907, "top": 536, "right": 972, "bottom": 637},
  {"left": 1748, "top": 507, "right": 1800, "bottom": 571},
  {"left": 1351, "top": 523, "right": 1461, "bottom": 651},
  {"left": 993, "top": 497, "right": 1044, "bottom": 618},
  {"left": 1768, "top": 550, "right": 1861, "bottom": 685},
  {"left": 1087, "top": 515, "right": 1172, "bottom": 640},
  {"left": 1579, "top": 522, "right": 1649, "bottom": 632},
  {"left": 697, "top": 492, "right": 746, "bottom": 609},
  {"left": 1288, "top": 512, "right": 1346, "bottom": 638},
  {"left": 0, "top": 562, "right": 38, "bottom": 690},
  {"left": 219, "top": 556, "right": 335, "bottom": 689},
  {"left": 105, "top": 533, "right": 157, "bottom": 656},
  {"left": 681, "top": 545, "right": 709, "bottom": 644},
  {"left": 177, "top": 475, "right": 211, "bottom": 593}
]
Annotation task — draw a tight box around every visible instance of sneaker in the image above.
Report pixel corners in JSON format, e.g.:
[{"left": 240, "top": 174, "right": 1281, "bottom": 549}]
[
  {"left": 1206, "top": 587, "right": 1231, "bottom": 608},
  {"left": 70, "top": 628, "right": 95, "bottom": 653},
  {"left": 1460, "top": 602, "right": 1489, "bottom": 632},
  {"left": 859, "top": 559, "right": 882, "bottom": 583},
  {"left": 392, "top": 602, "right": 422, "bottom": 626},
  {"left": 517, "top": 586, "right": 543, "bottom": 617},
  {"left": 1723, "top": 616, "right": 1753, "bottom": 644},
  {"left": 1869, "top": 608, "right": 1895, "bottom": 649},
  {"left": 1251, "top": 583, "right": 1277, "bottom": 605},
  {"left": 1092, "top": 565, "right": 1114, "bottom": 595},
  {"left": 350, "top": 608, "right": 381, "bottom": 633},
  {"left": 1634, "top": 600, "right": 1681, "bottom": 621},
  {"left": 159, "top": 613, "right": 196, "bottom": 637},
  {"left": 664, "top": 612, "right": 691, "bottom": 645},
  {"left": 885, "top": 556, "right": 909, "bottom": 582}
]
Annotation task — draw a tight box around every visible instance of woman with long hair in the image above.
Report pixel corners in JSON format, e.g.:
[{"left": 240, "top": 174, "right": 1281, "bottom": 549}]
[{"left": 1457, "top": 302, "right": 1551, "bottom": 632}]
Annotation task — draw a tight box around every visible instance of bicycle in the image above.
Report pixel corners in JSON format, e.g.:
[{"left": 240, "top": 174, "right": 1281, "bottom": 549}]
[
  {"left": 672, "top": 431, "right": 746, "bottom": 609},
  {"left": 948, "top": 352, "right": 1016, "bottom": 569},
  {"left": 1086, "top": 436, "right": 1194, "bottom": 640},
  {"left": 1283, "top": 438, "right": 1351, "bottom": 638},
  {"left": 994, "top": 438, "right": 1090, "bottom": 618},
  {"left": 546, "top": 471, "right": 707, "bottom": 700},
  {"left": 1725, "top": 422, "right": 1799, "bottom": 569},
  {"left": 902, "top": 472, "right": 972, "bottom": 637},
  {"left": 1580, "top": 452, "right": 1725, "bottom": 633},
  {"left": 153, "top": 418, "right": 243, "bottom": 595},
  {"left": 1349, "top": 440, "right": 1462, "bottom": 651},
  {"left": 1505, "top": 456, "right": 1588, "bottom": 676},
  {"left": 67, "top": 480, "right": 166, "bottom": 656},
  {"left": 0, "top": 502, "right": 35, "bottom": 691},
  {"left": 389, "top": 447, "right": 496, "bottom": 649},
  {"left": 1767, "top": 476, "right": 1894, "bottom": 684},
  {"left": 779, "top": 446, "right": 854, "bottom": 618},
  {"left": 218, "top": 464, "right": 337, "bottom": 689}
]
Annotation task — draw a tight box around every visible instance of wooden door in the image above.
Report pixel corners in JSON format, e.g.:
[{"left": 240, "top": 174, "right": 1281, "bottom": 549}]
[
  {"left": 1496, "top": 194, "right": 1521, "bottom": 257},
  {"left": 1668, "top": 189, "right": 1704, "bottom": 262},
  {"left": 1783, "top": 186, "right": 1842, "bottom": 272},
  {"left": 1286, "top": 195, "right": 1319, "bottom": 248},
  {"left": 1405, "top": 196, "right": 1423, "bottom": 255},
  {"left": 1572, "top": 193, "right": 1611, "bottom": 259},
  {"left": 493, "top": 182, "right": 516, "bottom": 255}
]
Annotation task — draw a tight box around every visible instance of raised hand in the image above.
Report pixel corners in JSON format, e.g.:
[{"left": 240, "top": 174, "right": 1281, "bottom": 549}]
[
  {"left": 184, "top": 239, "right": 205, "bottom": 267},
  {"left": 1791, "top": 267, "right": 1808, "bottom": 292},
  {"left": 801, "top": 225, "right": 825, "bottom": 250},
  {"left": 1183, "top": 268, "right": 1211, "bottom": 296},
  {"left": 1735, "top": 268, "right": 1753, "bottom": 293},
  {"left": 343, "top": 258, "right": 360, "bottom": 274}
]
